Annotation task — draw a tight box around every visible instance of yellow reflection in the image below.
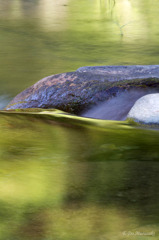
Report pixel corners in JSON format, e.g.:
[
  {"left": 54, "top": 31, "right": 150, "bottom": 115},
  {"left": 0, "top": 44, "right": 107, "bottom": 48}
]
[
  {"left": 114, "top": 0, "right": 148, "bottom": 41},
  {"left": 0, "top": 161, "right": 66, "bottom": 204},
  {"left": 38, "top": 0, "right": 68, "bottom": 31},
  {"left": 93, "top": 0, "right": 148, "bottom": 42}
]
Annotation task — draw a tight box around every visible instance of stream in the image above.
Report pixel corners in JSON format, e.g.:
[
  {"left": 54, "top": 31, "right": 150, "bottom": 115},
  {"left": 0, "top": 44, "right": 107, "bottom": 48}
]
[{"left": 0, "top": 0, "right": 159, "bottom": 239}]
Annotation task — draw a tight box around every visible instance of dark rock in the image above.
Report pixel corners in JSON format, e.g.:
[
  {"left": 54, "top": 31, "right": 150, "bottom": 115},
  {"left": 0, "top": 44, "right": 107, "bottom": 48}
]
[{"left": 5, "top": 65, "right": 159, "bottom": 114}]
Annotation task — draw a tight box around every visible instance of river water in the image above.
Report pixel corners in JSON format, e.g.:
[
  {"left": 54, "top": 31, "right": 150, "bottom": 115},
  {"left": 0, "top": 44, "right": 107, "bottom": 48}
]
[{"left": 0, "top": 0, "right": 159, "bottom": 239}]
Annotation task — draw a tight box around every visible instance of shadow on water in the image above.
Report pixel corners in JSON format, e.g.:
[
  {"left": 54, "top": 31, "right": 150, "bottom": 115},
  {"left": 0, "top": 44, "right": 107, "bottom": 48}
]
[{"left": 0, "top": 110, "right": 159, "bottom": 239}]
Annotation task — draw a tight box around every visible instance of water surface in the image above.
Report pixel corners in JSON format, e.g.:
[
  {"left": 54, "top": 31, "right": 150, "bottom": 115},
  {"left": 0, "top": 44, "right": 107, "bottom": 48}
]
[
  {"left": 0, "top": 110, "right": 158, "bottom": 239},
  {"left": 0, "top": 0, "right": 159, "bottom": 98}
]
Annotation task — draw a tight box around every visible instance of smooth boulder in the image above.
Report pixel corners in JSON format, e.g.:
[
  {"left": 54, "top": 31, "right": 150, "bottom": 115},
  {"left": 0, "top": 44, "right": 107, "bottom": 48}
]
[
  {"left": 5, "top": 65, "right": 159, "bottom": 114},
  {"left": 127, "top": 93, "right": 159, "bottom": 124}
]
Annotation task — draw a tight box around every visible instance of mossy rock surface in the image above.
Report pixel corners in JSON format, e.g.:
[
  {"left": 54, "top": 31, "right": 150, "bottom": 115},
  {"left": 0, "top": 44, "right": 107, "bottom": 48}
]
[{"left": 5, "top": 65, "right": 159, "bottom": 114}]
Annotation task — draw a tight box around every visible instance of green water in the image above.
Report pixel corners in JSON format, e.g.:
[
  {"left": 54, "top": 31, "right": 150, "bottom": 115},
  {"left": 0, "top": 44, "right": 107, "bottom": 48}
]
[
  {"left": 1, "top": 0, "right": 159, "bottom": 98},
  {"left": 0, "top": 110, "right": 159, "bottom": 240},
  {"left": 0, "top": 0, "right": 159, "bottom": 239}
]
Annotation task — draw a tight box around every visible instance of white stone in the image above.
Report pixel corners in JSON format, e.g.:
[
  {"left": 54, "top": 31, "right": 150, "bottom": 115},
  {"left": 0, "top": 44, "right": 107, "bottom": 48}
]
[{"left": 127, "top": 93, "right": 159, "bottom": 124}]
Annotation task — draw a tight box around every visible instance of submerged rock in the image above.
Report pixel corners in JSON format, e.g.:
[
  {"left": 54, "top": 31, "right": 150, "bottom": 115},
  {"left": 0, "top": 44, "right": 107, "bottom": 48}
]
[
  {"left": 127, "top": 93, "right": 159, "bottom": 124},
  {"left": 5, "top": 65, "right": 159, "bottom": 114}
]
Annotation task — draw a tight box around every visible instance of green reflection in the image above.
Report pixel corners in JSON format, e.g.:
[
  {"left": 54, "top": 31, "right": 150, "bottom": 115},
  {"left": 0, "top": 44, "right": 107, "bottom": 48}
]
[
  {"left": 0, "top": 110, "right": 159, "bottom": 239},
  {"left": 1, "top": 0, "right": 159, "bottom": 96}
]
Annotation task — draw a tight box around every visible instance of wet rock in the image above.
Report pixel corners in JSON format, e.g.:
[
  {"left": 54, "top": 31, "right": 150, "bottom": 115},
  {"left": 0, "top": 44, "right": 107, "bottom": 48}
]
[
  {"left": 5, "top": 65, "right": 159, "bottom": 114},
  {"left": 127, "top": 93, "right": 159, "bottom": 125}
]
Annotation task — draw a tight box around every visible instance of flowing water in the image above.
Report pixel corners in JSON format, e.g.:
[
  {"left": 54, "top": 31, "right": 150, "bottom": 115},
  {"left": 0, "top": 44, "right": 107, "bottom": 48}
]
[
  {"left": 1, "top": 0, "right": 159, "bottom": 239},
  {"left": 82, "top": 89, "right": 158, "bottom": 120}
]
